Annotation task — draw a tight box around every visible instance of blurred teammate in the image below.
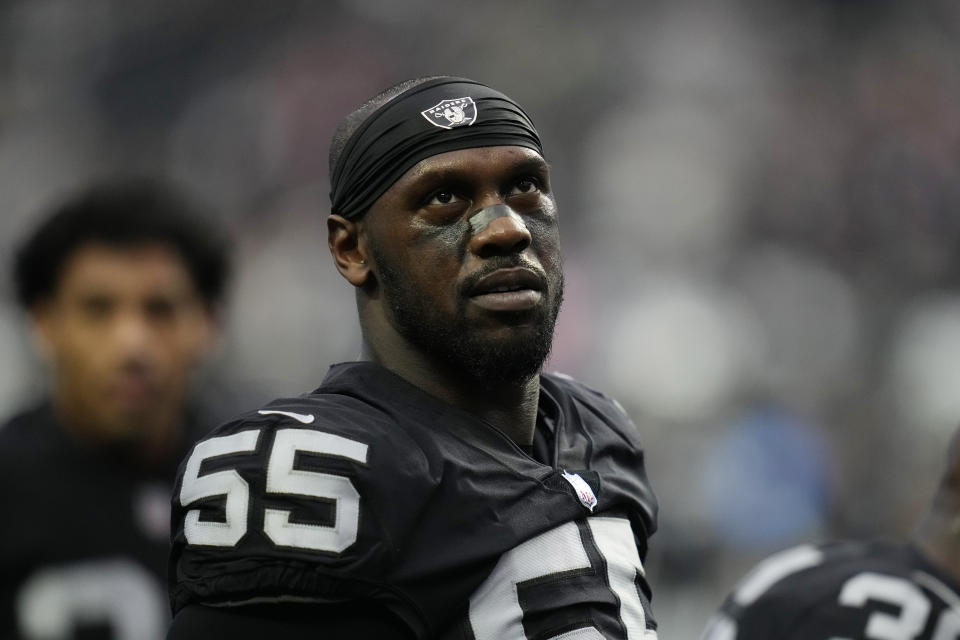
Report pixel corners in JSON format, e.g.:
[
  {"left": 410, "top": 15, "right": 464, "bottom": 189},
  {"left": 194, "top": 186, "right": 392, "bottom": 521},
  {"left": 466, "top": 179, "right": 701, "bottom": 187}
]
[
  {"left": 702, "top": 427, "right": 960, "bottom": 639},
  {"left": 167, "top": 76, "right": 659, "bottom": 639},
  {"left": 0, "top": 179, "right": 230, "bottom": 640}
]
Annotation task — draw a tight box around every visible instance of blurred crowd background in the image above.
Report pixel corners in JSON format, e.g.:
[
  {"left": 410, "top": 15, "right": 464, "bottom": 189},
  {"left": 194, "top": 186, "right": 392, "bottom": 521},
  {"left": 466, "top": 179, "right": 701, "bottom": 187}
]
[{"left": 2, "top": 0, "right": 959, "bottom": 636}]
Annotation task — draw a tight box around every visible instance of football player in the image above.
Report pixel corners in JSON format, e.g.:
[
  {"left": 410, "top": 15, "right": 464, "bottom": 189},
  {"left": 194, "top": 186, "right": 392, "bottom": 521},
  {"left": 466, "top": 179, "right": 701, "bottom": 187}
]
[
  {"left": 702, "top": 426, "right": 960, "bottom": 639},
  {"left": 0, "top": 179, "right": 230, "bottom": 640},
  {"left": 167, "top": 76, "right": 660, "bottom": 639}
]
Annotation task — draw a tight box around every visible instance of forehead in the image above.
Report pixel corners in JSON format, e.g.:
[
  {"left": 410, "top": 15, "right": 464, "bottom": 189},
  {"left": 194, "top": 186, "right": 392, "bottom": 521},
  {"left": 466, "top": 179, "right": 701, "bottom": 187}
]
[
  {"left": 55, "top": 243, "right": 195, "bottom": 297},
  {"left": 390, "top": 145, "right": 548, "bottom": 192}
]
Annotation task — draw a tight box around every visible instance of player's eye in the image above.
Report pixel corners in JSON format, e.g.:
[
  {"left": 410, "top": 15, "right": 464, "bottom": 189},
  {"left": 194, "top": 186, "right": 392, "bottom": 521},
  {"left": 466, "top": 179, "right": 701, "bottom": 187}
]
[
  {"left": 509, "top": 178, "right": 540, "bottom": 196},
  {"left": 427, "top": 190, "right": 460, "bottom": 206},
  {"left": 144, "top": 296, "right": 177, "bottom": 322}
]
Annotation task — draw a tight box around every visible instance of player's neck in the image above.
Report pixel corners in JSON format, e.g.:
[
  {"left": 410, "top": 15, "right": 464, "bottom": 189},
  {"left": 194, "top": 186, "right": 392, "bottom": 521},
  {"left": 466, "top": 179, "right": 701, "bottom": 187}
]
[
  {"left": 360, "top": 339, "right": 541, "bottom": 446},
  {"left": 442, "top": 377, "right": 541, "bottom": 446}
]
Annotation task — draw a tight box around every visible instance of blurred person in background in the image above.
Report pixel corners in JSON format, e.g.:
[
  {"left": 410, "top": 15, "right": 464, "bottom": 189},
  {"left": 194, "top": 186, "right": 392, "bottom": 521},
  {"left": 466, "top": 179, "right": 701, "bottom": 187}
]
[
  {"left": 701, "top": 425, "right": 960, "bottom": 639},
  {"left": 166, "top": 75, "right": 658, "bottom": 639},
  {"left": 0, "top": 178, "right": 231, "bottom": 640}
]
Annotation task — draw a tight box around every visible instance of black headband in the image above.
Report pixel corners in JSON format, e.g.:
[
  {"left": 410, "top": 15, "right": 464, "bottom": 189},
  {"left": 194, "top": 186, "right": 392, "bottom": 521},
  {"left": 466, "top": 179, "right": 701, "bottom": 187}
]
[{"left": 330, "top": 77, "right": 544, "bottom": 220}]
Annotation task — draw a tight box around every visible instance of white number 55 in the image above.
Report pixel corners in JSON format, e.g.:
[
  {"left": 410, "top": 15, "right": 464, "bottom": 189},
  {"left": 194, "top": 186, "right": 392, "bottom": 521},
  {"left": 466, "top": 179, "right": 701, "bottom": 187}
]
[{"left": 179, "top": 428, "right": 368, "bottom": 553}]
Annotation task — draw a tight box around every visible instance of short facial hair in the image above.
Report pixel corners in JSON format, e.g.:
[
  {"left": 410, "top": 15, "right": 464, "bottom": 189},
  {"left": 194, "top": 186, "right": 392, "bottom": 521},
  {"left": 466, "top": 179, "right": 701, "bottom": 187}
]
[{"left": 372, "top": 249, "right": 563, "bottom": 387}]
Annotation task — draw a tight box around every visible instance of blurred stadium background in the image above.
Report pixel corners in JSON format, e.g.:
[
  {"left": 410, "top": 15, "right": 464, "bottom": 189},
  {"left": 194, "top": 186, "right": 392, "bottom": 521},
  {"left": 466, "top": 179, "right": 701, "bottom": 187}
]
[{"left": 2, "top": 0, "right": 959, "bottom": 636}]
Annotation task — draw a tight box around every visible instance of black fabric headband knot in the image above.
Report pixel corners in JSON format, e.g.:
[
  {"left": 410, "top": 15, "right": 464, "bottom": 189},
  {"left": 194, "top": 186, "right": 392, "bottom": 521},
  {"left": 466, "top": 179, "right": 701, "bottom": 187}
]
[{"left": 329, "top": 77, "right": 544, "bottom": 220}]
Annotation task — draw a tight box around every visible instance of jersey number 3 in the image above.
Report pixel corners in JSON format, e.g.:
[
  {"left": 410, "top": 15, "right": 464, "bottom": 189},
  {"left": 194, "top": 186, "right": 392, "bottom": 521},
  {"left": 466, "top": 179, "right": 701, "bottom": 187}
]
[
  {"left": 838, "top": 572, "right": 960, "bottom": 640},
  {"left": 178, "top": 428, "right": 367, "bottom": 552}
]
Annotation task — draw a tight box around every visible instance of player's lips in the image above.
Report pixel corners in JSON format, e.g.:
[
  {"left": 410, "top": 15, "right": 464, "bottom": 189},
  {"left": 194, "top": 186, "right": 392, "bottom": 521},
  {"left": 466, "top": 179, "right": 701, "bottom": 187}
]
[{"left": 468, "top": 267, "right": 544, "bottom": 311}]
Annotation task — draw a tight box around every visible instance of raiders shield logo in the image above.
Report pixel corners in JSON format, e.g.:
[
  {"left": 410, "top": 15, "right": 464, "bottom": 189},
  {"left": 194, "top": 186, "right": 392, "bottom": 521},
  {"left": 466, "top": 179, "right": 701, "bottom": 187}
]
[{"left": 421, "top": 97, "right": 478, "bottom": 129}]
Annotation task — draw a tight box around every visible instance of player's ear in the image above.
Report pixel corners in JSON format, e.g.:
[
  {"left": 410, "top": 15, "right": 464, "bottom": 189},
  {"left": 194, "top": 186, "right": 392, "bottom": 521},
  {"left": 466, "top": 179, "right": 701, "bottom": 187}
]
[{"left": 327, "top": 214, "right": 371, "bottom": 287}]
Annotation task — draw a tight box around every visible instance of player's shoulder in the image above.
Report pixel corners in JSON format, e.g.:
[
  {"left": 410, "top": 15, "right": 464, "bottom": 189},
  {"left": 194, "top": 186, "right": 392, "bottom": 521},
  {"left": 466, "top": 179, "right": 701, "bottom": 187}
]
[
  {"left": 0, "top": 403, "right": 61, "bottom": 466},
  {"left": 177, "top": 386, "right": 433, "bottom": 505},
  {"left": 542, "top": 371, "right": 638, "bottom": 433},
  {"left": 196, "top": 388, "right": 422, "bottom": 453},
  {"left": 170, "top": 386, "right": 437, "bottom": 614},
  {"left": 704, "top": 540, "right": 913, "bottom": 640},
  {"left": 739, "top": 540, "right": 907, "bottom": 598}
]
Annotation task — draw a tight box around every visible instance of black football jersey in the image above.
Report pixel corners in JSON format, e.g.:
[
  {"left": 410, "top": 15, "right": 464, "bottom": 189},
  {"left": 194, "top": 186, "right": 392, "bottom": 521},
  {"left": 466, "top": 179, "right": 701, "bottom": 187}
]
[
  {"left": 703, "top": 541, "right": 960, "bottom": 640},
  {"left": 0, "top": 403, "right": 201, "bottom": 640},
  {"left": 169, "top": 361, "right": 659, "bottom": 639}
]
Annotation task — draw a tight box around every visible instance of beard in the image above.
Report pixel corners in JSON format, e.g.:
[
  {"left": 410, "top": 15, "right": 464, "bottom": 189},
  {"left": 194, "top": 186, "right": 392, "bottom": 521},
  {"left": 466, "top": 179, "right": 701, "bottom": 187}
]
[{"left": 374, "top": 254, "right": 564, "bottom": 387}]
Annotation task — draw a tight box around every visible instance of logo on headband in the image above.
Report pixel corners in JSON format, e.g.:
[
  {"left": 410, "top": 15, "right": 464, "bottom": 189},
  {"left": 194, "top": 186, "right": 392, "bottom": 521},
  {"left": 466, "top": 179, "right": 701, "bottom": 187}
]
[{"left": 421, "top": 97, "right": 477, "bottom": 129}]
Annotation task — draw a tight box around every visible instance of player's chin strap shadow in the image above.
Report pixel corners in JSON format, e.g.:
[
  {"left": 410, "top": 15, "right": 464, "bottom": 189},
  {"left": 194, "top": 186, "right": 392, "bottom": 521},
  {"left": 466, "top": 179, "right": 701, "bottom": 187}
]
[{"left": 468, "top": 204, "right": 527, "bottom": 236}]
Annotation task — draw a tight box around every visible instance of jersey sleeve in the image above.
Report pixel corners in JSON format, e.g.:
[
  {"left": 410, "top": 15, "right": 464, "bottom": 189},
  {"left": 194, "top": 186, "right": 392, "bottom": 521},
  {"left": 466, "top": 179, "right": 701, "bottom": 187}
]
[
  {"left": 168, "top": 399, "right": 433, "bottom": 632},
  {"left": 704, "top": 544, "right": 830, "bottom": 639}
]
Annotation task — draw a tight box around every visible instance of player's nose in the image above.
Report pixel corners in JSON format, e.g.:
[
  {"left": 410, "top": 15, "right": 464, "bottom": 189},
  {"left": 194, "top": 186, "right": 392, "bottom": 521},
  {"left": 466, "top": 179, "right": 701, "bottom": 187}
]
[
  {"left": 111, "top": 310, "right": 156, "bottom": 358},
  {"left": 467, "top": 209, "right": 531, "bottom": 258}
]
